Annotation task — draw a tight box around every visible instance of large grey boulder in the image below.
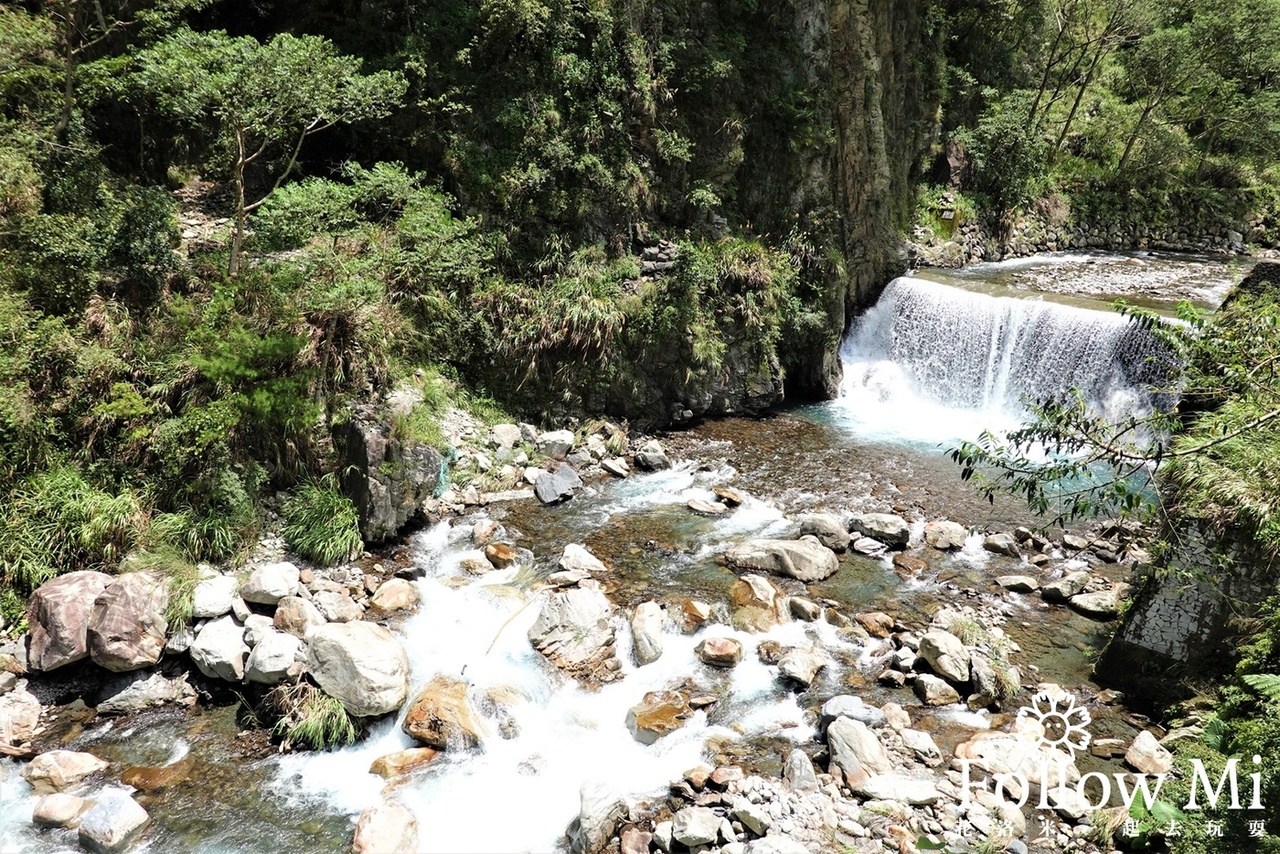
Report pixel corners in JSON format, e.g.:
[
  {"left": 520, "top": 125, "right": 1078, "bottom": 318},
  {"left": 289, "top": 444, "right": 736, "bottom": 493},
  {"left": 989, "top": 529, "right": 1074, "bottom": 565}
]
[
  {"left": 22, "top": 750, "right": 108, "bottom": 793},
  {"left": 87, "top": 572, "right": 170, "bottom": 672},
  {"left": 340, "top": 410, "right": 443, "bottom": 544},
  {"left": 848, "top": 513, "right": 910, "bottom": 547},
  {"left": 1042, "top": 571, "right": 1091, "bottom": 603},
  {"left": 191, "top": 575, "right": 238, "bottom": 619},
  {"left": 568, "top": 780, "right": 627, "bottom": 854},
  {"left": 724, "top": 537, "right": 839, "bottom": 582},
  {"left": 98, "top": 670, "right": 196, "bottom": 715},
  {"left": 827, "top": 717, "right": 891, "bottom": 775},
  {"left": 632, "top": 440, "right": 672, "bottom": 472},
  {"left": 672, "top": 807, "right": 721, "bottom": 847},
  {"left": 246, "top": 630, "right": 302, "bottom": 685},
  {"left": 914, "top": 674, "right": 961, "bottom": 706},
  {"left": 77, "top": 792, "right": 150, "bottom": 854},
  {"left": 535, "top": 464, "right": 583, "bottom": 504},
  {"left": 798, "top": 514, "right": 850, "bottom": 552},
  {"left": 240, "top": 561, "right": 300, "bottom": 606},
  {"left": 820, "top": 695, "right": 887, "bottom": 730},
  {"left": 528, "top": 587, "right": 620, "bottom": 684},
  {"left": 917, "top": 629, "right": 971, "bottom": 684},
  {"left": 536, "top": 429, "right": 576, "bottom": 460},
  {"left": 924, "top": 520, "right": 968, "bottom": 550},
  {"left": 189, "top": 615, "right": 250, "bottom": 683},
  {"left": 783, "top": 748, "right": 820, "bottom": 792},
  {"left": 306, "top": 622, "right": 409, "bottom": 717},
  {"left": 631, "top": 601, "right": 664, "bottom": 666},
  {"left": 27, "top": 571, "right": 112, "bottom": 672}
]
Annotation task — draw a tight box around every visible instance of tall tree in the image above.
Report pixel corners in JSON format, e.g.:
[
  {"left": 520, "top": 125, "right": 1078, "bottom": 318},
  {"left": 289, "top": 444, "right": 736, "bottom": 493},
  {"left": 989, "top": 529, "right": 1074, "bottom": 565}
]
[{"left": 127, "top": 29, "right": 406, "bottom": 275}]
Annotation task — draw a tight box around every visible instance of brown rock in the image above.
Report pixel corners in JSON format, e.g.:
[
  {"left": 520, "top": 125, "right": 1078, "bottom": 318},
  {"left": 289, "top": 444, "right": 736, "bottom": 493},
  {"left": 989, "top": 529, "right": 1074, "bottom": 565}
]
[
  {"left": 484, "top": 543, "right": 518, "bottom": 568},
  {"left": 402, "top": 676, "right": 485, "bottom": 749},
  {"left": 625, "top": 690, "right": 691, "bottom": 745},
  {"left": 756, "top": 640, "right": 784, "bottom": 664},
  {"left": 854, "top": 612, "right": 895, "bottom": 638},
  {"left": 120, "top": 759, "right": 192, "bottom": 792},
  {"left": 620, "top": 826, "right": 652, "bottom": 854},
  {"left": 87, "top": 572, "right": 170, "bottom": 672},
  {"left": 680, "top": 599, "right": 712, "bottom": 632},
  {"left": 892, "top": 553, "right": 929, "bottom": 576},
  {"left": 695, "top": 637, "right": 744, "bottom": 668},
  {"left": 730, "top": 575, "right": 779, "bottom": 610},
  {"left": 712, "top": 487, "right": 745, "bottom": 507},
  {"left": 273, "top": 596, "right": 325, "bottom": 639},
  {"left": 371, "top": 578, "right": 420, "bottom": 613},
  {"left": 27, "top": 572, "right": 112, "bottom": 672},
  {"left": 688, "top": 498, "right": 728, "bottom": 517},
  {"left": 369, "top": 748, "right": 440, "bottom": 779},
  {"left": 709, "top": 765, "right": 744, "bottom": 789}
]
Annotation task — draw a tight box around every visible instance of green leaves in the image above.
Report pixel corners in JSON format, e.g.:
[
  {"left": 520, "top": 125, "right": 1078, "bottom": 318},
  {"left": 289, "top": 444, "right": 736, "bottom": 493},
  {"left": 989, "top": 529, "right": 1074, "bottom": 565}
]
[{"left": 283, "top": 474, "right": 364, "bottom": 566}]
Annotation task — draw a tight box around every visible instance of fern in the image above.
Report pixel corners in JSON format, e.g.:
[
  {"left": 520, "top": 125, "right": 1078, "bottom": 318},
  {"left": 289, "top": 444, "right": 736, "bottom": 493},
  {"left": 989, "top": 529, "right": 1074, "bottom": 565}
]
[{"left": 1243, "top": 673, "right": 1280, "bottom": 703}]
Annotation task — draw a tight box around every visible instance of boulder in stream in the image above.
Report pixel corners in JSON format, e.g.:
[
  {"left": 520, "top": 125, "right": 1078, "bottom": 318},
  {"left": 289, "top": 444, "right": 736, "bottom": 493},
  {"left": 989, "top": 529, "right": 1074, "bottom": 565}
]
[
  {"left": 924, "top": 520, "right": 967, "bottom": 550},
  {"left": 535, "top": 464, "right": 583, "bottom": 504},
  {"left": 77, "top": 793, "right": 150, "bottom": 854},
  {"left": 724, "top": 537, "right": 838, "bottom": 582},
  {"left": 27, "top": 571, "right": 111, "bottom": 672},
  {"left": 306, "top": 622, "right": 409, "bottom": 717},
  {"left": 22, "top": 750, "right": 108, "bottom": 793},
  {"left": 626, "top": 690, "right": 692, "bottom": 744},
  {"left": 848, "top": 513, "right": 910, "bottom": 547},
  {"left": 402, "top": 675, "right": 486, "bottom": 749},
  {"left": 527, "top": 587, "right": 621, "bottom": 684},
  {"left": 352, "top": 801, "right": 418, "bottom": 854},
  {"left": 798, "top": 514, "right": 850, "bottom": 552},
  {"left": 568, "top": 780, "right": 627, "bottom": 854},
  {"left": 630, "top": 601, "right": 664, "bottom": 666},
  {"left": 87, "top": 571, "right": 170, "bottom": 672}
]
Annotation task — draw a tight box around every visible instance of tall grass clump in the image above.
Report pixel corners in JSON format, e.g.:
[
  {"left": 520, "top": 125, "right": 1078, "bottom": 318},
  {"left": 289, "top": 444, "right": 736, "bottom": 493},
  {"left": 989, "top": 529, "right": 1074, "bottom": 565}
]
[
  {"left": 283, "top": 474, "right": 363, "bottom": 565},
  {"left": 268, "top": 681, "right": 360, "bottom": 751}
]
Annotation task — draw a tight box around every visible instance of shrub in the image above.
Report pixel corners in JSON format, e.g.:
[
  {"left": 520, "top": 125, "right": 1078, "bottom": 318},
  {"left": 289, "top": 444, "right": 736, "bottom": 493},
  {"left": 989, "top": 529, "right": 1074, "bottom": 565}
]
[
  {"left": 268, "top": 681, "right": 360, "bottom": 751},
  {"left": 283, "top": 474, "right": 363, "bottom": 566}
]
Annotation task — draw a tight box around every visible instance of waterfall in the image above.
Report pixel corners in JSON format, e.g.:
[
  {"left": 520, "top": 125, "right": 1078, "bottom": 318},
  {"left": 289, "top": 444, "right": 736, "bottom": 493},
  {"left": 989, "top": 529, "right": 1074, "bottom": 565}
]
[{"left": 834, "top": 277, "right": 1170, "bottom": 444}]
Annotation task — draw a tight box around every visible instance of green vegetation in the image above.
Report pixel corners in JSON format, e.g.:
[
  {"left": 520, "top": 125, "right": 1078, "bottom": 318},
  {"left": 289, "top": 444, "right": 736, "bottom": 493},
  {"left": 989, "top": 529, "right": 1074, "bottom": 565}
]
[
  {"left": 268, "top": 681, "right": 360, "bottom": 751},
  {"left": 283, "top": 475, "right": 363, "bottom": 566}
]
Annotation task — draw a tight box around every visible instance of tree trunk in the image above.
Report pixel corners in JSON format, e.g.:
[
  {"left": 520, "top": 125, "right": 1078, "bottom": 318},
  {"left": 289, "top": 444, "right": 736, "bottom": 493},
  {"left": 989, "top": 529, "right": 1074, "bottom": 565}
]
[
  {"left": 55, "top": 0, "right": 81, "bottom": 137},
  {"left": 229, "top": 129, "right": 247, "bottom": 277}
]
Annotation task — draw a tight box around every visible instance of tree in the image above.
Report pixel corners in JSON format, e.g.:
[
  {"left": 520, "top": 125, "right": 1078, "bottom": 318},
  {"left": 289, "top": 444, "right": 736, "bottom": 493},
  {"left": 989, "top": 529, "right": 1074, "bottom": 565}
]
[{"left": 127, "top": 29, "right": 406, "bottom": 275}]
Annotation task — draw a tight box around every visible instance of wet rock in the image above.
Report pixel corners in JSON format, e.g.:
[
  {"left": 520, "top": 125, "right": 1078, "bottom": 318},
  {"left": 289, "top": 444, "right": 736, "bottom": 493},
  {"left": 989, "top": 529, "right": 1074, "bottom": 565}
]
[
  {"left": 370, "top": 747, "right": 440, "bottom": 779},
  {"left": 87, "top": 572, "right": 170, "bottom": 672},
  {"left": 245, "top": 630, "right": 302, "bottom": 685},
  {"left": 828, "top": 717, "right": 891, "bottom": 774},
  {"left": 798, "top": 514, "right": 850, "bottom": 552},
  {"left": 680, "top": 599, "right": 712, "bottom": 632},
  {"left": 633, "top": 440, "right": 672, "bottom": 472},
  {"left": 273, "top": 596, "right": 325, "bottom": 638},
  {"left": 27, "top": 571, "right": 112, "bottom": 672},
  {"left": 312, "top": 590, "right": 362, "bottom": 623},
  {"left": 307, "top": 622, "right": 409, "bottom": 717},
  {"left": 892, "top": 553, "right": 928, "bottom": 575},
  {"left": 536, "top": 429, "right": 575, "bottom": 460},
  {"left": 713, "top": 486, "right": 745, "bottom": 506},
  {"left": 688, "top": 498, "right": 727, "bottom": 517},
  {"left": 631, "top": 601, "right": 665, "bottom": 666},
  {"left": 918, "top": 630, "right": 970, "bottom": 684},
  {"left": 914, "top": 674, "right": 961, "bottom": 706},
  {"left": 484, "top": 542, "right": 519, "bottom": 568},
  {"left": 848, "top": 513, "right": 910, "bottom": 547},
  {"left": 370, "top": 578, "right": 419, "bottom": 613},
  {"left": 851, "top": 774, "right": 940, "bottom": 805},
  {"left": 403, "top": 675, "right": 485, "bottom": 749},
  {"left": 32, "top": 792, "right": 91, "bottom": 828},
  {"left": 77, "top": 792, "right": 149, "bottom": 854},
  {"left": 696, "top": 637, "right": 744, "bottom": 668},
  {"left": 23, "top": 751, "right": 108, "bottom": 793},
  {"left": 119, "top": 759, "right": 191, "bottom": 792},
  {"left": 352, "top": 801, "right": 418, "bottom": 854},
  {"left": 777, "top": 648, "right": 826, "bottom": 687},
  {"left": 820, "top": 695, "right": 887, "bottom": 730},
  {"left": 783, "top": 748, "right": 819, "bottom": 792},
  {"left": 528, "top": 587, "right": 621, "bottom": 684},
  {"left": 756, "top": 640, "right": 784, "bottom": 665},
  {"left": 560, "top": 544, "right": 609, "bottom": 575},
  {"left": 789, "top": 597, "right": 821, "bottom": 622},
  {"left": 626, "top": 690, "right": 691, "bottom": 744},
  {"left": 601, "top": 458, "right": 630, "bottom": 478},
  {"left": 240, "top": 561, "right": 301, "bottom": 605},
  {"left": 189, "top": 615, "right": 250, "bottom": 683},
  {"left": 924, "top": 520, "right": 967, "bottom": 550},
  {"left": 982, "top": 533, "right": 1021, "bottom": 558},
  {"left": 852, "top": 536, "right": 886, "bottom": 555},
  {"left": 568, "top": 780, "right": 627, "bottom": 854},
  {"left": 0, "top": 683, "right": 41, "bottom": 746},
  {"left": 1125, "top": 730, "right": 1173, "bottom": 774},
  {"left": 731, "top": 574, "right": 781, "bottom": 613},
  {"left": 191, "top": 575, "right": 238, "bottom": 619},
  {"left": 724, "top": 537, "right": 839, "bottom": 582},
  {"left": 98, "top": 670, "right": 196, "bottom": 715},
  {"left": 1041, "top": 571, "right": 1090, "bottom": 603},
  {"left": 535, "top": 465, "right": 583, "bottom": 504},
  {"left": 854, "top": 612, "right": 894, "bottom": 637},
  {"left": 1070, "top": 584, "right": 1130, "bottom": 619},
  {"left": 673, "top": 806, "right": 721, "bottom": 847},
  {"left": 997, "top": 575, "right": 1039, "bottom": 593}
]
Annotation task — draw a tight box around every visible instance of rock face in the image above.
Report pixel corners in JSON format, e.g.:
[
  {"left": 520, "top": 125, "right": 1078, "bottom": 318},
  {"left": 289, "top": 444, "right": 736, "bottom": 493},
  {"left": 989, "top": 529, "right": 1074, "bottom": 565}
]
[
  {"left": 626, "top": 690, "right": 692, "bottom": 744},
  {"left": 23, "top": 751, "right": 108, "bottom": 793},
  {"left": 240, "top": 561, "right": 300, "bottom": 606},
  {"left": 352, "top": 801, "right": 418, "bottom": 854},
  {"left": 403, "top": 675, "right": 485, "bottom": 749},
  {"left": 568, "top": 780, "right": 627, "bottom": 854},
  {"left": 340, "top": 410, "right": 443, "bottom": 543},
  {"left": 527, "top": 587, "right": 621, "bottom": 684},
  {"left": 724, "top": 538, "right": 839, "bottom": 581},
  {"left": 77, "top": 792, "right": 150, "bottom": 854},
  {"left": 306, "top": 622, "right": 409, "bottom": 718},
  {"left": 27, "top": 571, "right": 113, "bottom": 672},
  {"left": 924, "top": 520, "right": 967, "bottom": 550},
  {"left": 86, "top": 572, "right": 170, "bottom": 673},
  {"left": 631, "top": 601, "right": 665, "bottom": 666},
  {"left": 190, "top": 615, "right": 250, "bottom": 682},
  {"left": 848, "top": 513, "right": 910, "bottom": 547},
  {"left": 917, "top": 630, "right": 970, "bottom": 684}
]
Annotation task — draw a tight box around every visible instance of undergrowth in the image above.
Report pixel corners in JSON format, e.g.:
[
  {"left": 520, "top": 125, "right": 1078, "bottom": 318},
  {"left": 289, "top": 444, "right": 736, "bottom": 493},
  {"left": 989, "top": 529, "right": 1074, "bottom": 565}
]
[
  {"left": 283, "top": 474, "right": 364, "bottom": 566},
  {"left": 268, "top": 681, "right": 360, "bottom": 751}
]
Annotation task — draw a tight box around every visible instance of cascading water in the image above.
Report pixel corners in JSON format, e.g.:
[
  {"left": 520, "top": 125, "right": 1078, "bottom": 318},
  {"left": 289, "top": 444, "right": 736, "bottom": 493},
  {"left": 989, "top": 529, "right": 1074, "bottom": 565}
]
[{"left": 832, "top": 276, "right": 1171, "bottom": 445}]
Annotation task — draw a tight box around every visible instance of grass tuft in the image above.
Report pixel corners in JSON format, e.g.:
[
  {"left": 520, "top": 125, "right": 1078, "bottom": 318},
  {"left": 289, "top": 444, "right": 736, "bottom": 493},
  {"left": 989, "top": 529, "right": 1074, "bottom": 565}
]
[
  {"left": 268, "top": 681, "right": 360, "bottom": 751},
  {"left": 283, "top": 474, "right": 364, "bottom": 565}
]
